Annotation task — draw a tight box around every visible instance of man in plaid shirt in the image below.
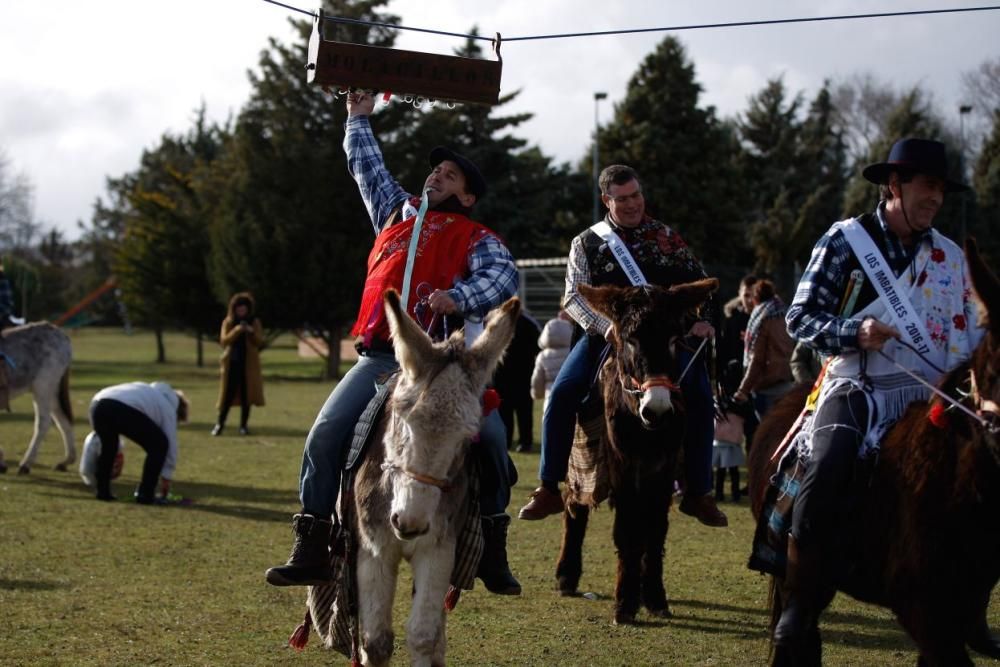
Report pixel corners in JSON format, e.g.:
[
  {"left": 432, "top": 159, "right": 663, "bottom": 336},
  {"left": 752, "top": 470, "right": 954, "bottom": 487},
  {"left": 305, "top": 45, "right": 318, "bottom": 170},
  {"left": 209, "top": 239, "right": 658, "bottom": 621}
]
[
  {"left": 773, "top": 138, "right": 983, "bottom": 658},
  {"left": 267, "top": 91, "right": 521, "bottom": 595},
  {"left": 517, "top": 164, "right": 727, "bottom": 528}
]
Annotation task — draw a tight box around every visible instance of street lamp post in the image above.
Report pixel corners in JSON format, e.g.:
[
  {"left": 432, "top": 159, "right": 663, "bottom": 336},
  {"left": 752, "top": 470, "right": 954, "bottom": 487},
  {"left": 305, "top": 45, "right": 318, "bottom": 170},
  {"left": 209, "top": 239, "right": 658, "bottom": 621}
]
[
  {"left": 592, "top": 92, "right": 608, "bottom": 224},
  {"left": 959, "top": 104, "right": 972, "bottom": 245}
]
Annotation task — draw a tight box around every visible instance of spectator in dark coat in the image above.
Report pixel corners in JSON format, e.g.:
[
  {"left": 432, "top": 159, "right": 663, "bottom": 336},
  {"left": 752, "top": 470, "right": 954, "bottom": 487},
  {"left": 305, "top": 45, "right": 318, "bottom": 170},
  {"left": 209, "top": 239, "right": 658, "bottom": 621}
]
[{"left": 493, "top": 312, "right": 542, "bottom": 452}]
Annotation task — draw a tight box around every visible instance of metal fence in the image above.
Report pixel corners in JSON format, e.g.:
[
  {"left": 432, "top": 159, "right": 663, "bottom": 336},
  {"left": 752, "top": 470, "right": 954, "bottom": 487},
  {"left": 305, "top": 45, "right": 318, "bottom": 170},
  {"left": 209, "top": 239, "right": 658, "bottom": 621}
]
[{"left": 516, "top": 257, "right": 567, "bottom": 321}]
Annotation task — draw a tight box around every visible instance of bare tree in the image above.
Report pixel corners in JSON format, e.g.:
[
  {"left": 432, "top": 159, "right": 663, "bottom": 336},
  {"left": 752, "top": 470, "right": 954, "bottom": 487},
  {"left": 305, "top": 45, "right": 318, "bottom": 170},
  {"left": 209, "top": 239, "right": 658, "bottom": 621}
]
[
  {"left": 831, "top": 73, "right": 905, "bottom": 164},
  {"left": 960, "top": 57, "right": 1000, "bottom": 155},
  {"left": 0, "top": 149, "right": 40, "bottom": 252}
]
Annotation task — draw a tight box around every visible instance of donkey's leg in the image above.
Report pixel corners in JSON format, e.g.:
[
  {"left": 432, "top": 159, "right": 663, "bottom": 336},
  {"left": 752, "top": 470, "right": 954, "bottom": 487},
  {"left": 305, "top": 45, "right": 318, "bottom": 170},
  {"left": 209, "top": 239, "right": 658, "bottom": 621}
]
[
  {"left": 357, "top": 548, "right": 399, "bottom": 667},
  {"left": 900, "top": 605, "right": 975, "bottom": 667},
  {"left": 556, "top": 503, "right": 589, "bottom": 596},
  {"left": 18, "top": 394, "right": 54, "bottom": 474},
  {"left": 54, "top": 367, "right": 76, "bottom": 469},
  {"left": 612, "top": 489, "right": 644, "bottom": 625},
  {"left": 51, "top": 387, "right": 76, "bottom": 471},
  {"left": 407, "top": 540, "right": 454, "bottom": 667},
  {"left": 640, "top": 478, "right": 672, "bottom": 617}
]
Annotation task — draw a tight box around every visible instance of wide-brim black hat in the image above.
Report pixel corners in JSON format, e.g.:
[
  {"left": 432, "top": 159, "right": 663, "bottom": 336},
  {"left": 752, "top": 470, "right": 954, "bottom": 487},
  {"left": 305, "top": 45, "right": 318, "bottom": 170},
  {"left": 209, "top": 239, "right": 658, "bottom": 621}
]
[
  {"left": 428, "top": 146, "right": 487, "bottom": 200},
  {"left": 862, "top": 137, "right": 969, "bottom": 192}
]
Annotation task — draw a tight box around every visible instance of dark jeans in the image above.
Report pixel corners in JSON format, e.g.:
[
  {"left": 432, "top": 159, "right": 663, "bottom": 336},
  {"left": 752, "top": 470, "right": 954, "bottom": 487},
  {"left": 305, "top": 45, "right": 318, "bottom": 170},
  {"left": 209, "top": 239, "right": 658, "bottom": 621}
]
[
  {"left": 791, "top": 383, "right": 870, "bottom": 548},
  {"left": 90, "top": 398, "right": 167, "bottom": 500},
  {"left": 539, "top": 335, "right": 715, "bottom": 497},
  {"left": 218, "top": 359, "right": 250, "bottom": 428},
  {"left": 498, "top": 390, "right": 534, "bottom": 448},
  {"left": 539, "top": 335, "right": 605, "bottom": 484}
]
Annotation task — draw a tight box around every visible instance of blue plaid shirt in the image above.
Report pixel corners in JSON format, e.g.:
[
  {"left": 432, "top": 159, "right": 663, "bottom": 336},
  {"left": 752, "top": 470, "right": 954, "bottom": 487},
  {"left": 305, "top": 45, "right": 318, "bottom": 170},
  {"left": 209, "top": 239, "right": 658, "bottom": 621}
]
[
  {"left": 786, "top": 202, "right": 931, "bottom": 355},
  {"left": 343, "top": 115, "right": 518, "bottom": 321}
]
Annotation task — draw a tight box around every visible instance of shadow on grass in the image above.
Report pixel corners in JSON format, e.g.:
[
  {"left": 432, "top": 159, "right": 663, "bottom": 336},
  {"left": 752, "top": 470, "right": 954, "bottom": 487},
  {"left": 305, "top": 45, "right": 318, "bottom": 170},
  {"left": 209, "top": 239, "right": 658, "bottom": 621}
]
[
  {"left": 20, "top": 473, "right": 298, "bottom": 524},
  {"left": 669, "top": 597, "right": 913, "bottom": 653},
  {"left": 184, "top": 421, "right": 308, "bottom": 439},
  {"left": 0, "top": 578, "right": 70, "bottom": 592},
  {"left": 35, "top": 487, "right": 295, "bottom": 524}
]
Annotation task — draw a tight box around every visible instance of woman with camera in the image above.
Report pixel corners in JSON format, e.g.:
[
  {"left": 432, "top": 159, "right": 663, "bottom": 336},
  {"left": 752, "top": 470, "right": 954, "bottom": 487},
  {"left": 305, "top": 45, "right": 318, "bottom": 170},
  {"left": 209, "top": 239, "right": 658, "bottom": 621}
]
[{"left": 212, "top": 292, "right": 265, "bottom": 436}]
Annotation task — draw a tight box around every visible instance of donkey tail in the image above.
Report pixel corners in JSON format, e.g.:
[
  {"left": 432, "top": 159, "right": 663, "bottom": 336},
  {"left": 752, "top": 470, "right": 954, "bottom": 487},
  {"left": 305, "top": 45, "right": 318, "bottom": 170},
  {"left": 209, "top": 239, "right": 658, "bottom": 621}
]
[{"left": 58, "top": 369, "right": 73, "bottom": 421}]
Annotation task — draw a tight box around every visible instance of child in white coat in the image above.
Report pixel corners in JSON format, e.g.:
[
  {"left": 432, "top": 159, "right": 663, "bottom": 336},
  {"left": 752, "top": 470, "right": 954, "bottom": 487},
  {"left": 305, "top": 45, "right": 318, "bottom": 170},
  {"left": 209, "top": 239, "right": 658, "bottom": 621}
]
[{"left": 530, "top": 311, "right": 574, "bottom": 410}]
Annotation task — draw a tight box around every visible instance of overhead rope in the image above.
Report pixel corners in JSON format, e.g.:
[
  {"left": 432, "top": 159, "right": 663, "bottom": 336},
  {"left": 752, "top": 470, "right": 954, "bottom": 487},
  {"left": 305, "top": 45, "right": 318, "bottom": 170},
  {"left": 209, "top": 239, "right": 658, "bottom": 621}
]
[{"left": 261, "top": 0, "right": 1000, "bottom": 44}]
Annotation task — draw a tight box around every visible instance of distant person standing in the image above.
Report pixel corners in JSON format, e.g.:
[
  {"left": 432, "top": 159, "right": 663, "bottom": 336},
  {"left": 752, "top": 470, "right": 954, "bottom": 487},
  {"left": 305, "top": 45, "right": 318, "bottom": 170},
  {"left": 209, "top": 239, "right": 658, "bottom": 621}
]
[
  {"left": 212, "top": 292, "right": 265, "bottom": 436},
  {"left": 733, "top": 279, "right": 794, "bottom": 419},
  {"left": 530, "top": 310, "right": 574, "bottom": 410},
  {"left": 493, "top": 312, "right": 541, "bottom": 452}
]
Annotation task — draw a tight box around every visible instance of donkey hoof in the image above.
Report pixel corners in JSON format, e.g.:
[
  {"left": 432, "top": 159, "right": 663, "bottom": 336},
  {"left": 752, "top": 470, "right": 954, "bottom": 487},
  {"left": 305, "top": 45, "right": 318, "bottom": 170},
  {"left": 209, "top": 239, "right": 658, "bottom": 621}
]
[
  {"left": 647, "top": 606, "right": 673, "bottom": 619},
  {"left": 556, "top": 578, "right": 579, "bottom": 597},
  {"left": 18, "top": 464, "right": 30, "bottom": 475},
  {"left": 613, "top": 611, "right": 637, "bottom": 626},
  {"left": 54, "top": 462, "right": 68, "bottom": 472}
]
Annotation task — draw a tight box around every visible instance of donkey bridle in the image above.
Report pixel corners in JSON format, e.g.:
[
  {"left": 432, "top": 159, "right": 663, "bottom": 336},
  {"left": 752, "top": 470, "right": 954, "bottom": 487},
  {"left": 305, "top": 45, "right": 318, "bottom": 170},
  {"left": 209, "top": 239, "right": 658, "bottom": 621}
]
[
  {"left": 621, "top": 374, "right": 680, "bottom": 396},
  {"left": 381, "top": 461, "right": 453, "bottom": 492}
]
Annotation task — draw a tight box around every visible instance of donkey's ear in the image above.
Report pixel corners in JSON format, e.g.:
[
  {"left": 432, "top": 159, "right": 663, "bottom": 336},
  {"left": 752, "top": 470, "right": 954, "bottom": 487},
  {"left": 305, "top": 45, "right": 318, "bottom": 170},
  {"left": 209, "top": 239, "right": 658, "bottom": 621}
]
[
  {"left": 578, "top": 284, "right": 620, "bottom": 320},
  {"left": 666, "top": 277, "right": 719, "bottom": 311},
  {"left": 384, "top": 288, "right": 436, "bottom": 380},
  {"left": 966, "top": 238, "right": 1000, "bottom": 334},
  {"left": 468, "top": 296, "right": 521, "bottom": 386}
]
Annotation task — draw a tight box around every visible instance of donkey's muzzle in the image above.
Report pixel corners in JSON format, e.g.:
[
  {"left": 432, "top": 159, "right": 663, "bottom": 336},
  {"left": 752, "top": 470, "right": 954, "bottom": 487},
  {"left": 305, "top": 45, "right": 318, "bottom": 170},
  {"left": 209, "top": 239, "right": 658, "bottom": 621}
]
[{"left": 391, "top": 512, "right": 430, "bottom": 540}]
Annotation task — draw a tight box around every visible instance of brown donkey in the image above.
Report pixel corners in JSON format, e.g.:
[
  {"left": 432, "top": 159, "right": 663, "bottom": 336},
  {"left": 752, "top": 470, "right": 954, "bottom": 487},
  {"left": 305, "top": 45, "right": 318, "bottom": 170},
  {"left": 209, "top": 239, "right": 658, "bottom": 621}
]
[{"left": 555, "top": 278, "right": 718, "bottom": 625}]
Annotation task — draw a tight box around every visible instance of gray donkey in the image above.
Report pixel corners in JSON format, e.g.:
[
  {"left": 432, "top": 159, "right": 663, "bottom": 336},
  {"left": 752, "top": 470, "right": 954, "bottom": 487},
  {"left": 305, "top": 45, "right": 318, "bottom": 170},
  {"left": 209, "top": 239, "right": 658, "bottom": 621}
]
[{"left": 0, "top": 322, "right": 74, "bottom": 474}]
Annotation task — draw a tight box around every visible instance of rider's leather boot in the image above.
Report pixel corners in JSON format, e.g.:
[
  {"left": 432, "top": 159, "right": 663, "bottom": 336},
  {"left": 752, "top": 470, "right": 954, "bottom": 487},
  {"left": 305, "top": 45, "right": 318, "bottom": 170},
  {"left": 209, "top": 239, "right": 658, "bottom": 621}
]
[
  {"left": 265, "top": 513, "right": 333, "bottom": 586},
  {"left": 477, "top": 513, "right": 521, "bottom": 595},
  {"left": 772, "top": 535, "right": 824, "bottom": 664}
]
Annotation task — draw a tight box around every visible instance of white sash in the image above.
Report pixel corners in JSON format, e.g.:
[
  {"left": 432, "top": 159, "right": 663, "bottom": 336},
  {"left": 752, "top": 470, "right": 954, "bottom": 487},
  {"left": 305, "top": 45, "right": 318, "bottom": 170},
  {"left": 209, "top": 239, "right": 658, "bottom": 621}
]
[
  {"left": 590, "top": 221, "right": 648, "bottom": 286},
  {"left": 838, "top": 218, "right": 945, "bottom": 375}
]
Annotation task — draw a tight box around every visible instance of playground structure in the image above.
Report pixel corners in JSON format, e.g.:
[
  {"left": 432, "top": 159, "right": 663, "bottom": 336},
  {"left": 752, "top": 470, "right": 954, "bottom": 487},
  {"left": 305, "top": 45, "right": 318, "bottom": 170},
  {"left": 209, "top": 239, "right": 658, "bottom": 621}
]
[{"left": 53, "top": 277, "right": 121, "bottom": 328}]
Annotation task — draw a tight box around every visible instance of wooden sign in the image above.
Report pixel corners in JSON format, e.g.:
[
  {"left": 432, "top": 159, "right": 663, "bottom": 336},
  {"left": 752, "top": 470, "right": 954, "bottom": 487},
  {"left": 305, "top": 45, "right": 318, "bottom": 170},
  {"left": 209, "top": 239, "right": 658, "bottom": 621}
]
[{"left": 306, "top": 10, "right": 502, "bottom": 106}]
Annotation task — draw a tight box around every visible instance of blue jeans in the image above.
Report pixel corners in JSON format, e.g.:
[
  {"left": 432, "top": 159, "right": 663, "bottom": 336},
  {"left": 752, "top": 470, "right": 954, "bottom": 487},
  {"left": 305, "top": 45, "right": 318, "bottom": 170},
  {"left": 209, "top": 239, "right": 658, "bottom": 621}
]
[
  {"left": 538, "top": 335, "right": 603, "bottom": 484},
  {"left": 537, "top": 337, "right": 715, "bottom": 497},
  {"left": 298, "top": 351, "right": 514, "bottom": 517},
  {"left": 678, "top": 347, "right": 714, "bottom": 497}
]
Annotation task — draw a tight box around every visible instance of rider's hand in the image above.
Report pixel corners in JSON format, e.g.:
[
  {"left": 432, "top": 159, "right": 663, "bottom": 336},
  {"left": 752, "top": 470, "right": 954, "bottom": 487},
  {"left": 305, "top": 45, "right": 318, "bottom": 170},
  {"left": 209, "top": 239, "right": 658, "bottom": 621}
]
[
  {"left": 345, "top": 90, "right": 376, "bottom": 117},
  {"left": 688, "top": 320, "right": 714, "bottom": 339},
  {"left": 428, "top": 289, "right": 457, "bottom": 315},
  {"left": 857, "top": 317, "right": 900, "bottom": 351}
]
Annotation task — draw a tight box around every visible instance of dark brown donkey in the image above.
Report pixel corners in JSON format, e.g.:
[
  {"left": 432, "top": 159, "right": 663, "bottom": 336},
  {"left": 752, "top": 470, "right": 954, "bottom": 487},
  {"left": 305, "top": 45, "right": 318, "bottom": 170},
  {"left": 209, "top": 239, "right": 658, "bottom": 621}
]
[
  {"left": 749, "top": 238, "right": 1000, "bottom": 666},
  {"left": 555, "top": 278, "right": 718, "bottom": 625}
]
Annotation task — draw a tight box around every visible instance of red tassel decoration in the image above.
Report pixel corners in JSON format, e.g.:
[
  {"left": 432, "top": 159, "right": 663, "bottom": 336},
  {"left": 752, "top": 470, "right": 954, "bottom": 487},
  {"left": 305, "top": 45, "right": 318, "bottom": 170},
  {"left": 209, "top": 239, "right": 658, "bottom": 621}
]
[
  {"left": 444, "top": 585, "right": 461, "bottom": 611},
  {"left": 482, "top": 388, "right": 501, "bottom": 417},
  {"left": 928, "top": 402, "right": 950, "bottom": 429},
  {"left": 287, "top": 610, "right": 311, "bottom": 652}
]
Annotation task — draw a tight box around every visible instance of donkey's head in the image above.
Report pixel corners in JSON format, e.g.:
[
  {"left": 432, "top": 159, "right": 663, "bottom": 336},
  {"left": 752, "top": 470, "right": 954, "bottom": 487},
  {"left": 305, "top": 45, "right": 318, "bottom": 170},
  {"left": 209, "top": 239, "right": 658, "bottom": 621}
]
[
  {"left": 382, "top": 289, "right": 520, "bottom": 540},
  {"left": 579, "top": 278, "right": 718, "bottom": 428}
]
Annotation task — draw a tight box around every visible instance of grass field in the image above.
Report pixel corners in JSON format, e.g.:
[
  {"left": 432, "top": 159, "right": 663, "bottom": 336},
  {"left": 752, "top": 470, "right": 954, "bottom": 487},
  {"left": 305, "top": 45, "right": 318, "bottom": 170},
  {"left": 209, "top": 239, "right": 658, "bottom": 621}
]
[{"left": 1, "top": 327, "right": 996, "bottom": 666}]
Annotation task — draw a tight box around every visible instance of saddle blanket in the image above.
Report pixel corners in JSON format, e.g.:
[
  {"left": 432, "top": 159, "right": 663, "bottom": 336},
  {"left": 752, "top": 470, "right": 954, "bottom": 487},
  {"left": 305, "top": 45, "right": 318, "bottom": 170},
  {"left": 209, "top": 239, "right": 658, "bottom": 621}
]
[{"left": 566, "top": 392, "right": 610, "bottom": 509}]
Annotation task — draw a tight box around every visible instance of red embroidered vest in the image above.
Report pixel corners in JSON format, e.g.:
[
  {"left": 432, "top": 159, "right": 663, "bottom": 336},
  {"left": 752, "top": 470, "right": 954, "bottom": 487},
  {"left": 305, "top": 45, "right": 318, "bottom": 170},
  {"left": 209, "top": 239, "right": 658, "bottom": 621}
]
[{"left": 352, "top": 211, "right": 493, "bottom": 346}]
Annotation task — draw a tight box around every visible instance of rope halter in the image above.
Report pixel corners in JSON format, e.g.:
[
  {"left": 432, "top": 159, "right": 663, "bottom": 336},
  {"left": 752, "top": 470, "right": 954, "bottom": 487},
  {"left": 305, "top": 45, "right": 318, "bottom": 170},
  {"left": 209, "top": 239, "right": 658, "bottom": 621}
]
[{"left": 381, "top": 461, "right": 452, "bottom": 492}]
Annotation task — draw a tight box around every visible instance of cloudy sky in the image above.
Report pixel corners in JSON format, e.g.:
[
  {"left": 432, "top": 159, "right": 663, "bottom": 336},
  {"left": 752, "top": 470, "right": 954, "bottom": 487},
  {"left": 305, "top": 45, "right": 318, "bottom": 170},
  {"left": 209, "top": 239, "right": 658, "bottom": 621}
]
[{"left": 1, "top": 0, "right": 996, "bottom": 240}]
